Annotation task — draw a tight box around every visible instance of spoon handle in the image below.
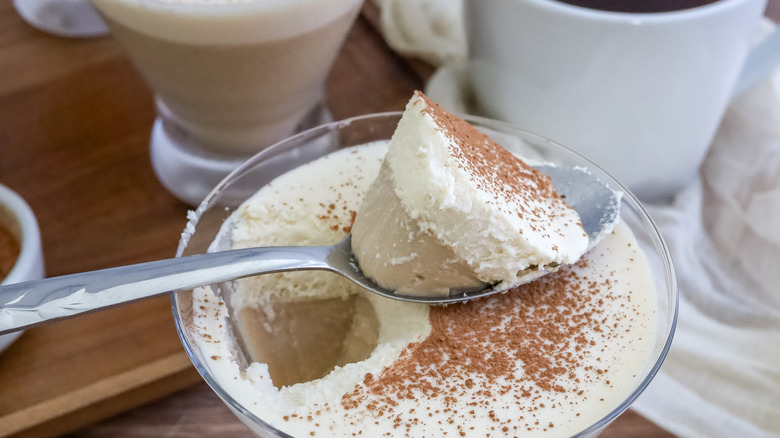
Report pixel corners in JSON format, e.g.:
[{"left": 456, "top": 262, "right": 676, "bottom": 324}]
[{"left": 0, "top": 245, "right": 332, "bottom": 335}]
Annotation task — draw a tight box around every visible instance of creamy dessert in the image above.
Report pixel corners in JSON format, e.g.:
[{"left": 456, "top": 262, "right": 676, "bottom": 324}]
[
  {"left": 352, "top": 92, "right": 588, "bottom": 296},
  {"left": 190, "top": 98, "right": 658, "bottom": 437},
  {"left": 89, "top": 0, "right": 362, "bottom": 154}
]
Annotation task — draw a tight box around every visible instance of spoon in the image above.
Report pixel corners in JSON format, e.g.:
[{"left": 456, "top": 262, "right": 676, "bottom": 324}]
[{"left": 0, "top": 164, "right": 620, "bottom": 335}]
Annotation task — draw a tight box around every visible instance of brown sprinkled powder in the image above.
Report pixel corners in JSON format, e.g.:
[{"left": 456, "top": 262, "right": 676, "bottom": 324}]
[
  {"left": 340, "top": 256, "right": 621, "bottom": 431},
  {"left": 314, "top": 192, "right": 359, "bottom": 234},
  {"left": 414, "top": 92, "right": 578, "bottom": 237}
]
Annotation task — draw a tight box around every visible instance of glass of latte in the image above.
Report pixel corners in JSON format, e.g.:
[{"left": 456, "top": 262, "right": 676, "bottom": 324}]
[{"left": 89, "top": 0, "right": 363, "bottom": 205}]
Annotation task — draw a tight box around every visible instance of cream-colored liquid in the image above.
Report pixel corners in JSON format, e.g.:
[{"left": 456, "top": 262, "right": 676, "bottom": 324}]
[{"left": 90, "top": 0, "right": 362, "bottom": 155}]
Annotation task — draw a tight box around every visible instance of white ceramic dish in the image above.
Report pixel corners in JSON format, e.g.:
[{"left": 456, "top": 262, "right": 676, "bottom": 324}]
[{"left": 0, "top": 184, "right": 45, "bottom": 353}]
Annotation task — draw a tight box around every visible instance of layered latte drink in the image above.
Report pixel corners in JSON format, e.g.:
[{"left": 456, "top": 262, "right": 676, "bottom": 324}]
[{"left": 89, "top": 0, "right": 362, "bottom": 203}]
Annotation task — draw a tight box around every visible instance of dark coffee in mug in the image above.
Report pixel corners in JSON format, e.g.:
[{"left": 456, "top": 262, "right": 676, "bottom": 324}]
[{"left": 555, "top": 0, "right": 719, "bottom": 13}]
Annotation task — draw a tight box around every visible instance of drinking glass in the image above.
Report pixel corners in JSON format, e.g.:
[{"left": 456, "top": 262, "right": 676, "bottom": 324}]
[{"left": 88, "top": 0, "right": 363, "bottom": 205}]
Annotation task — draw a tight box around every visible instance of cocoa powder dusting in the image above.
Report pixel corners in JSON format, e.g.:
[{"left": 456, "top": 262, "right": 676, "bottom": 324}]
[
  {"left": 340, "top": 256, "right": 622, "bottom": 435},
  {"left": 414, "top": 91, "right": 582, "bottom": 238},
  {"left": 314, "top": 186, "right": 359, "bottom": 234},
  {"left": 417, "top": 92, "right": 555, "bottom": 200}
]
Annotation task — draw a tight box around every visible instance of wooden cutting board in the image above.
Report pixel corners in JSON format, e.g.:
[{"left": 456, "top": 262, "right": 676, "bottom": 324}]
[{"left": 0, "top": 296, "right": 202, "bottom": 438}]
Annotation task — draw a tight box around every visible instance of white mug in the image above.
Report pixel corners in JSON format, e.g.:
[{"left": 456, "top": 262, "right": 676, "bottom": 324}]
[{"left": 466, "top": 0, "right": 779, "bottom": 201}]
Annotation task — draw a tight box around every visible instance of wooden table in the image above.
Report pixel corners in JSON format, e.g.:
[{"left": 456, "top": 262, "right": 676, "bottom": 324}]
[{"left": 0, "top": 1, "right": 707, "bottom": 436}]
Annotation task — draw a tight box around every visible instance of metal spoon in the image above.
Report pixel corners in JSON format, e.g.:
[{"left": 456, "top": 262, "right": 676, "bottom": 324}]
[{"left": 0, "top": 165, "right": 620, "bottom": 335}]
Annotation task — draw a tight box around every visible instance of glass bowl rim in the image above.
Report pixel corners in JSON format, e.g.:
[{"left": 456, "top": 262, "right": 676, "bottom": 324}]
[{"left": 171, "top": 110, "right": 679, "bottom": 438}]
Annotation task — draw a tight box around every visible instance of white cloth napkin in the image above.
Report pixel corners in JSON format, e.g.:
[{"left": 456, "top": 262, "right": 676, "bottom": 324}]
[
  {"left": 371, "top": 0, "right": 465, "bottom": 66},
  {"left": 631, "top": 70, "right": 780, "bottom": 438},
  {"left": 374, "top": 3, "right": 780, "bottom": 436}
]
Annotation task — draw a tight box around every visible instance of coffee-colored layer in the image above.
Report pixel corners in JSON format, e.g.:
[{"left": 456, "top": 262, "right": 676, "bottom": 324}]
[
  {"left": 95, "top": 2, "right": 360, "bottom": 153},
  {"left": 236, "top": 296, "right": 379, "bottom": 388}
]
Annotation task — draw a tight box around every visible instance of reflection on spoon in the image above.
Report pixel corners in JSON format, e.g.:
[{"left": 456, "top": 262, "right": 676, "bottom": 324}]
[{"left": 0, "top": 164, "right": 619, "bottom": 335}]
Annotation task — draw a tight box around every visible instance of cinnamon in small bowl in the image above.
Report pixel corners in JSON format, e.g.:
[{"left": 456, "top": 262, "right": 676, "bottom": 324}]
[
  {"left": 0, "top": 184, "right": 44, "bottom": 353},
  {"left": 0, "top": 223, "right": 20, "bottom": 282}
]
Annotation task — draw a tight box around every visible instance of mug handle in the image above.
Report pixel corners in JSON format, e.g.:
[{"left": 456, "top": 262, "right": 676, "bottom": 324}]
[{"left": 732, "top": 25, "right": 780, "bottom": 98}]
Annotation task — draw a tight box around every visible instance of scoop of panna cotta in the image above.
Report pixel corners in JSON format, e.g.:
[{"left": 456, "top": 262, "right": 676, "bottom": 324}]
[{"left": 351, "top": 92, "right": 589, "bottom": 296}]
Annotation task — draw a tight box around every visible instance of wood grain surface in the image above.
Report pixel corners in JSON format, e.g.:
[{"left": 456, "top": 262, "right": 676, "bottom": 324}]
[{"left": 0, "top": 0, "right": 720, "bottom": 436}]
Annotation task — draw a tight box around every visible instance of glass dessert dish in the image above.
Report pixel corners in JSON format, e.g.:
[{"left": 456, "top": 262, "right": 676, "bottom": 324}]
[{"left": 172, "top": 112, "right": 678, "bottom": 437}]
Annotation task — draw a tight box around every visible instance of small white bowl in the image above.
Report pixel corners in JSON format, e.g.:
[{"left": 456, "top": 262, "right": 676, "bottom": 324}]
[{"left": 0, "top": 184, "right": 45, "bottom": 353}]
